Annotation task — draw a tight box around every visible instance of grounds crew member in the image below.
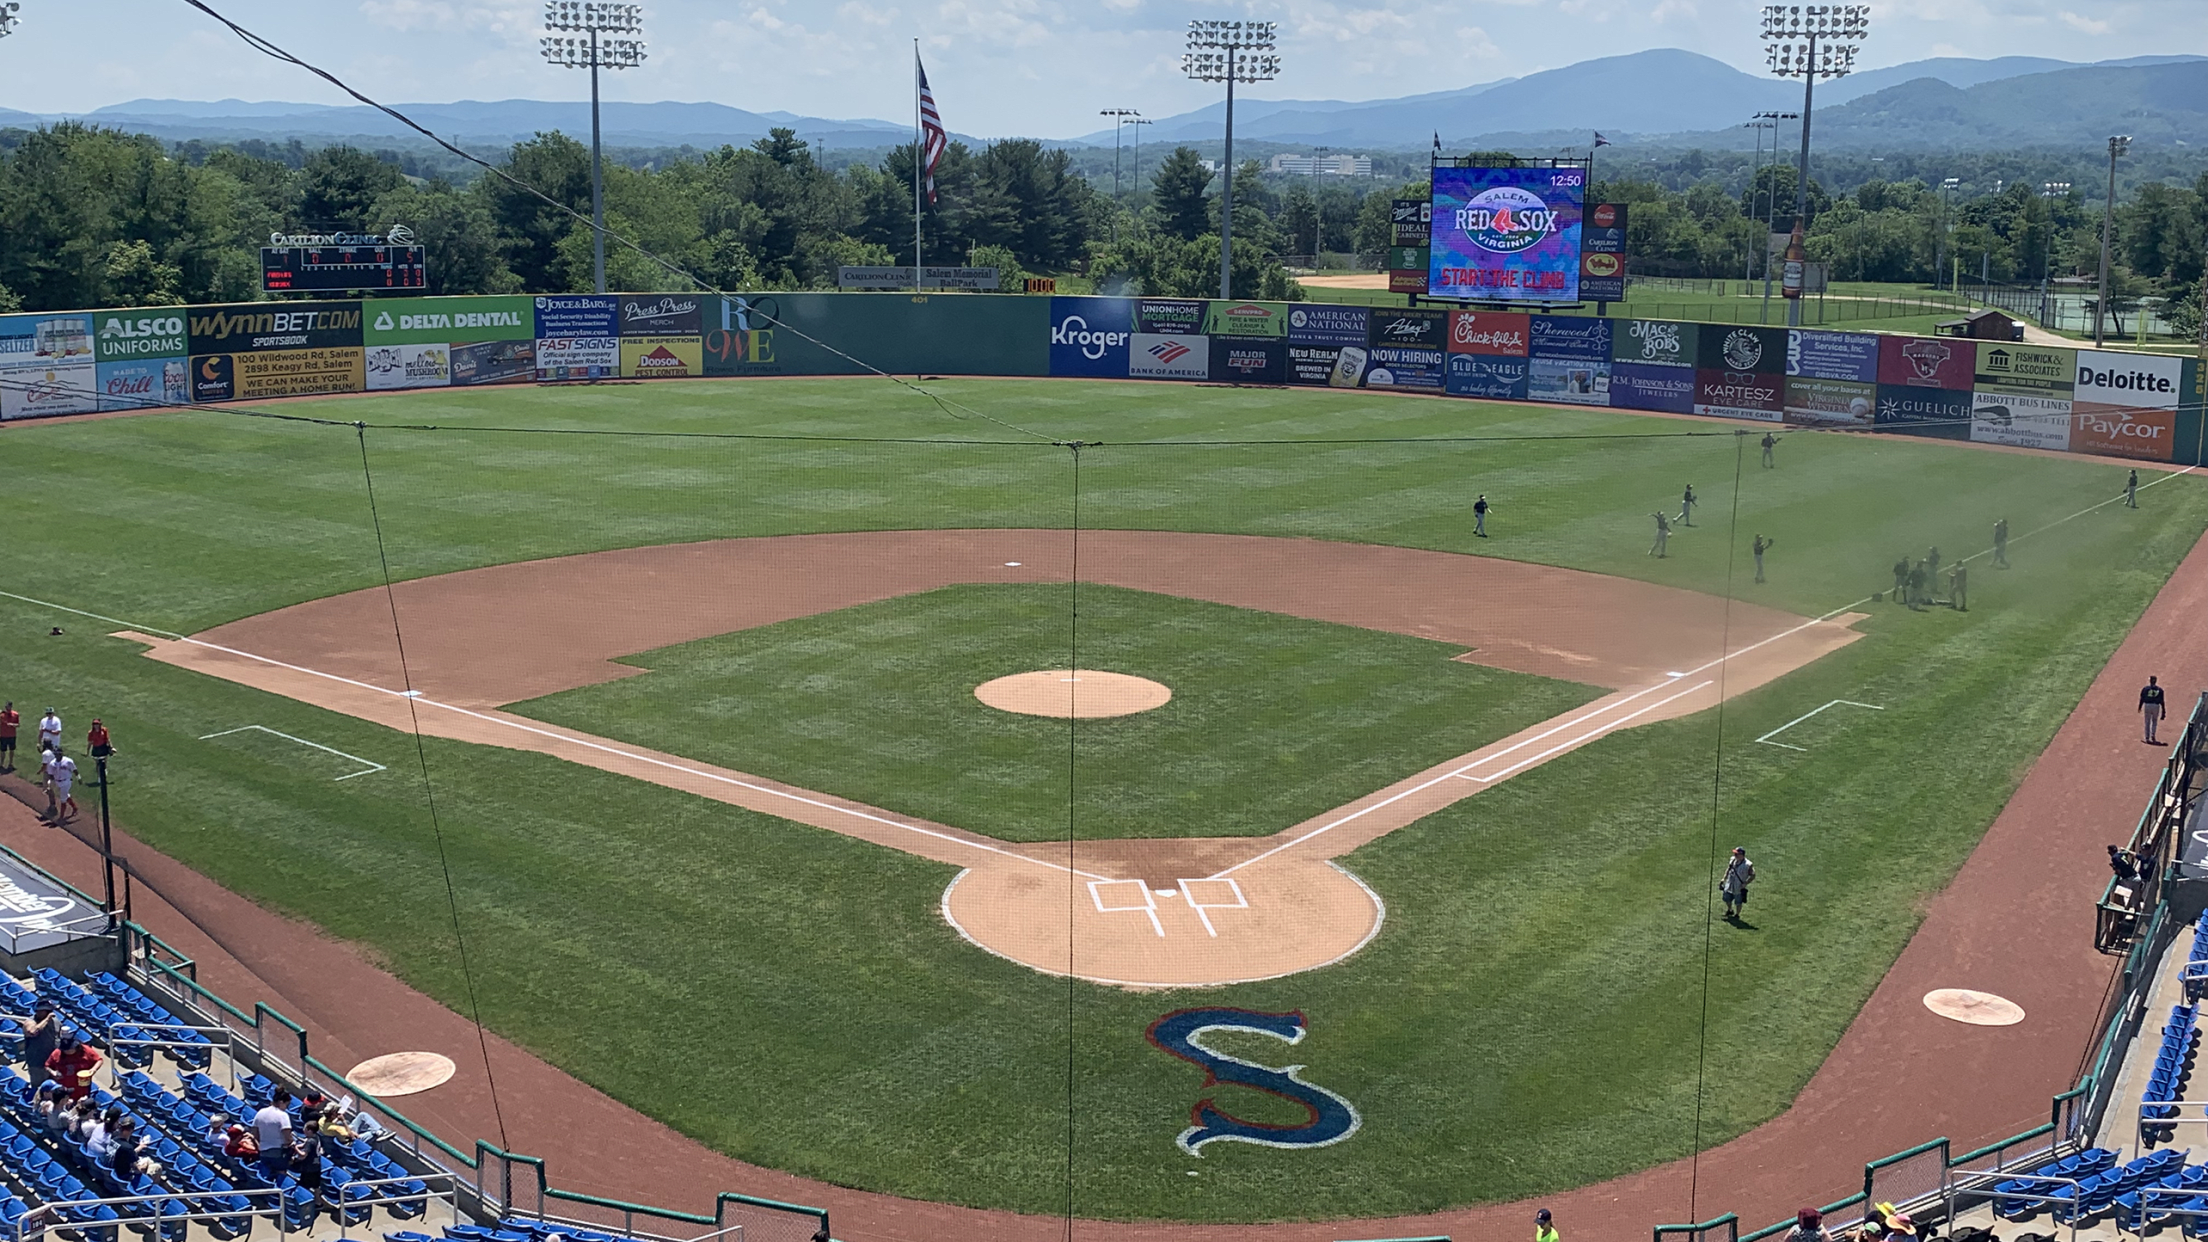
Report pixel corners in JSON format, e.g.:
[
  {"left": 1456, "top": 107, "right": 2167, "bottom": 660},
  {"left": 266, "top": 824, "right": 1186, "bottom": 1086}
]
[
  {"left": 2127, "top": 468, "right": 2140, "bottom": 509},
  {"left": 1649, "top": 511, "right": 1672, "bottom": 558},
  {"left": 1721, "top": 846, "right": 1755, "bottom": 921},
  {"left": 2142, "top": 676, "right": 2168, "bottom": 744},
  {"left": 1993, "top": 518, "right": 2009, "bottom": 568},
  {"left": 1753, "top": 534, "right": 1774, "bottom": 584},
  {"left": 1473, "top": 493, "right": 1491, "bottom": 538},
  {"left": 1891, "top": 556, "right": 1909, "bottom": 603},
  {"left": 1536, "top": 1208, "right": 1560, "bottom": 1242},
  {"left": 1905, "top": 561, "right": 1928, "bottom": 610}
]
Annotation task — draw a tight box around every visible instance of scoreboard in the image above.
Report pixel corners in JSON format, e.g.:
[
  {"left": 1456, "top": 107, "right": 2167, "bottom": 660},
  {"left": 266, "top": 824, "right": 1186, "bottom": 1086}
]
[{"left": 260, "top": 244, "right": 426, "bottom": 292}]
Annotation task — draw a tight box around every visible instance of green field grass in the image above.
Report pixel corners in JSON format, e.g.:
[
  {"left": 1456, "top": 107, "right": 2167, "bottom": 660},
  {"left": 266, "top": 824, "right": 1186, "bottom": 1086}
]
[
  {"left": 512, "top": 584, "right": 1603, "bottom": 842},
  {"left": 0, "top": 377, "right": 2201, "bottom": 1222}
]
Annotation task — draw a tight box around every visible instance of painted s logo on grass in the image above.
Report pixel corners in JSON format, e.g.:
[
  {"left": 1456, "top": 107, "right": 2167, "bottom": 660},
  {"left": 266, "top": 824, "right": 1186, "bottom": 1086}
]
[{"left": 1146, "top": 1008, "right": 1360, "bottom": 1156}]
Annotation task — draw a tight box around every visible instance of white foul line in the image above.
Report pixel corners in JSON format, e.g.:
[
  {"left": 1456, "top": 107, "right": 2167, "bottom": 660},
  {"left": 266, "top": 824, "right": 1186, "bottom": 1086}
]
[
  {"left": 1458, "top": 680, "right": 1715, "bottom": 783},
  {"left": 198, "top": 724, "right": 386, "bottom": 781},
  {"left": 1754, "top": 699, "right": 1884, "bottom": 752}
]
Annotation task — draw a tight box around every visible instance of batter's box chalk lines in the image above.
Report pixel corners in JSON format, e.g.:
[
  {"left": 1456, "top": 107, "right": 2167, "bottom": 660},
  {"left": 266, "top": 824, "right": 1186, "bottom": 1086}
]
[
  {"left": 1175, "top": 877, "right": 1248, "bottom": 938},
  {"left": 199, "top": 725, "right": 387, "bottom": 782},
  {"left": 1755, "top": 699, "right": 1883, "bottom": 752},
  {"left": 1090, "top": 879, "right": 1164, "bottom": 937}
]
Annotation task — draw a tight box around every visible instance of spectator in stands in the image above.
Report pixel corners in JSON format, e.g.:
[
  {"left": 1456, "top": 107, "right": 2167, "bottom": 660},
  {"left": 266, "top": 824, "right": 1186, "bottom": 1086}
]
[
  {"left": 19, "top": 1001, "right": 58, "bottom": 1088},
  {"left": 1535, "top": 1208, "right": 1560, "bottom": 1242},
  {"left": 253, "top": 1089, "right": 293, "bottom": 1182},
  {"left": 34, "top": 1082, "right": 68, "bottom": 1135},
  {"left": 2111, "top": 845, "right": 2141, "bottom": 882},
  {"left": 85, "top": 1108, "right": 121, "bottom": 1163},
  {"left": 46, "top": 1033, "right": 101, "bottom": 1099},
  {"left": 222, "top": 1123, "right": 259, "bottom": 1162},
  {"left": 1883, "top": 1214, "right": 1918, "bottom": 1242},
  {"left": 289, "top": 1119, "right": 325, "bottom": 1191},
  {"left": 102, "top": 1114, "right": 158, "bottom": 1182},
  {"left": 1786, "top": 1208, "right": 1829, "bottom": 1242},
  {"left": 64, "top": 1096, "right": 98, "bottom": 1141},
  {"left": 314, "top": 1106, "right": 356, "bottom": 1143}
]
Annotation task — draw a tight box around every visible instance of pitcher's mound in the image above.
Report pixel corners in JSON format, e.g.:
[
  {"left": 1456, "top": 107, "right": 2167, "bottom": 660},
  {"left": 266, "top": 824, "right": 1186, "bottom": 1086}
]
[{"left": 975, "top": 670, "right": 1171, "bottom": 718}]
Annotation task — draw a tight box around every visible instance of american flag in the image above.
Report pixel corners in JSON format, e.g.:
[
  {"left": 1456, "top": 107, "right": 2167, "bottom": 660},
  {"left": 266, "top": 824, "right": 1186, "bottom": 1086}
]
[{"left": 917, "top": 53, "right": 947, "bottom": 204}]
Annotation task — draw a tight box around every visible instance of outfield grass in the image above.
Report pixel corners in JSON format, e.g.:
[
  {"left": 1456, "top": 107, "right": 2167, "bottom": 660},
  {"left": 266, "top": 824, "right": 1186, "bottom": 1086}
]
[
  {"left": 513, "top": 584, "right": 1603, "bottom": 842},
  {"left": 0, "top": 379, "right": 2202, "bottom": 1221}
]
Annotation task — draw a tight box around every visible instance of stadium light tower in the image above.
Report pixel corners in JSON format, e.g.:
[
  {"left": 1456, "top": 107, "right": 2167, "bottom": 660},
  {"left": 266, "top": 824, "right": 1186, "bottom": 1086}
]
[
  {"left": 542, "top": 2, "right": 647, "bottom": 296},
  {"left": 0, "top": 4, "right": 19, "bottom": 39},
  {"left": 1184, "top": 20, "right": 1281, "bottom": 299},
  {"left": 1101, "top": 108, "right": 1141, "bottom": 240},
  {"left": 1760, "top": 4, "right": 1869, "bottom": 327},
  {"left": 2096, "top": 134, "right": 2130, "bottom": 347}
]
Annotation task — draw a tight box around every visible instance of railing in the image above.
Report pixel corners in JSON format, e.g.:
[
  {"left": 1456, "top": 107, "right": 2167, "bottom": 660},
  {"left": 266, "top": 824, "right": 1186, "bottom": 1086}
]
[
  {"left": 12, "top": 1172, "right": 460, "bottom": 1242},
  {"left": 1654, "top": 1214, "right": 1738, "bottom": 1242}
]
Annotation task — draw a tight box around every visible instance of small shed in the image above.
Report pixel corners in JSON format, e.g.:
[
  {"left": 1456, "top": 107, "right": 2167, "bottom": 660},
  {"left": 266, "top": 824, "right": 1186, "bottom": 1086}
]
[{"left": 1934, "top": 307, "right": 2025, "bottom": 341}]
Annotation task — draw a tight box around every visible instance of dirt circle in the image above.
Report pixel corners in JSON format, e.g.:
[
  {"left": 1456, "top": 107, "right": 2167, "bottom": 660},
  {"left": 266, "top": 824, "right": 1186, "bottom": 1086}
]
[
  {"left": 1922, "top": 988, "right": 2026, "bottom": 1026},
  {"left": 345, "top": 1051, "right": 457, "bottom": 1096},
  {"left": 973, "top": 669, "right": 1171, "bottom": 718}
]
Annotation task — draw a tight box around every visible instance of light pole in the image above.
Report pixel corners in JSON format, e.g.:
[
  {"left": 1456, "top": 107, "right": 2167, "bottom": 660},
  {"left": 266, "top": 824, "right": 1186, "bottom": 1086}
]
[
  {"left": 1100, "top": 108, "right": 1140, "bottom": 242},
  {"left": 1184, "top": 20, "right": 1280, "bottom": 300},
  {"left": 2039, "top": 181, "right": 2070, "bottom": 327},
  {"left": 1761, "top": 4, "right": 1869, "bottom": 327},
  {"left": 1743, "top": 117, "right": 1770, "bottom": 286},
  {"left": 1936, "top": 177, "right": 1959, "bottom": 293},
  {"left": 542, "top": 2, "right": 647, "bottom": 297},
  {"left": 1748, "top": 110, "right": 1797, "bottom": 319},
  {"left": 1129, "top": 115, "right": 1153, "bottom": 210},
  {"left": 0, "top": 4, "right": 19, "bottom": 38},
  {"left": 2097, "top": 134, "right": 2131, "bottom": 348}
]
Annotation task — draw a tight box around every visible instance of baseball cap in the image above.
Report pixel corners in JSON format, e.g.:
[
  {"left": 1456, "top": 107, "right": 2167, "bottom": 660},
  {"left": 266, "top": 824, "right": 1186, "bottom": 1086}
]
[{"left": 1537, "top": 1210, "right": 1552, "bottom": 1223}]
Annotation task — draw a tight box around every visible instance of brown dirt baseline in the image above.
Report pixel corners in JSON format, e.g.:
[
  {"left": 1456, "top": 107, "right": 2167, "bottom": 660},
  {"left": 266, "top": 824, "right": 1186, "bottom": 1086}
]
[{"left": 122, "top": 530, "right": 1861, "bottom": 987}]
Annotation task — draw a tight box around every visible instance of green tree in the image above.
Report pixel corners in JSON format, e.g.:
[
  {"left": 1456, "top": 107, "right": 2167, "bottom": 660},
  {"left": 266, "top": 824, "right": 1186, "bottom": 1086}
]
[
  {"left": 368, "top": 181, "right": 518, "bottom": 295},
  {"left": 1151, "top": 147, "right": 1214, "bottom": 242},
  {"left": 482, "top": 133, "right": 592, "bottom": 292},
  {"left": 296, "top": 146, "right": 404, "bottom": 231}
]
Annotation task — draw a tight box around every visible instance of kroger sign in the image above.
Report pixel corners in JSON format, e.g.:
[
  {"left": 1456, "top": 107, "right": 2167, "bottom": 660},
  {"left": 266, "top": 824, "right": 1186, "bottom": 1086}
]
[{"left": 1048, "top": 299, "right": 1134, "bottom": 377}]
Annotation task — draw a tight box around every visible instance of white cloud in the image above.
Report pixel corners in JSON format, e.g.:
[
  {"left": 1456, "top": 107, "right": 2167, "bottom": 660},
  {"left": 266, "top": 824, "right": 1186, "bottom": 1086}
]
[{"left": 2058, "top": 9, "right": 2111, "bottom": 33}]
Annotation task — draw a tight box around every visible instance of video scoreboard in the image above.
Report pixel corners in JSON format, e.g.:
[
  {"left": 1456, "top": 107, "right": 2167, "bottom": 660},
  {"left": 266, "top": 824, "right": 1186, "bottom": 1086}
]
[{"left": 260, "top": 243, "right": 426, "bottom": 292}]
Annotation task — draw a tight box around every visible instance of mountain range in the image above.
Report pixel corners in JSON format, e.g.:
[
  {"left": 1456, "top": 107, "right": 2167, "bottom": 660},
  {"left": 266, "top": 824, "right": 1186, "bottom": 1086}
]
[{"left": 2, "top": 49, "right": 2201, "bottom": 154}]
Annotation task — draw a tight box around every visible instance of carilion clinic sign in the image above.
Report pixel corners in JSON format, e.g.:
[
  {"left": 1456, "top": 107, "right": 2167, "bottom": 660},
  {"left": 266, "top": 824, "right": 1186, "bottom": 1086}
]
[{"left": 1427, "top": 166, "right": 1584, "bottom": 304}]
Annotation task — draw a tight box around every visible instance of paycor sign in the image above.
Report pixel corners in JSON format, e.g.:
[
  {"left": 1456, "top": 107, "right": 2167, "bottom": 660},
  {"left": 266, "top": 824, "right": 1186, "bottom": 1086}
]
[{"left": 2072, "top": 351, "right": 2185, "bottom": 461}]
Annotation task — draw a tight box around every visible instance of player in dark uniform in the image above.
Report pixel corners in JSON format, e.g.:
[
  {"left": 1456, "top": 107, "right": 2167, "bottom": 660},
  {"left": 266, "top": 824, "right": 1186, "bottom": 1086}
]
[
  {"left": 2126, "top": 469, "right": 2140, "bottom": 509},
  {"left": 1892, "top": 556, "right": 1910, "bottom": 603},
  {"left": 1906, "top": 561, "right": 1928, "bottom": 610},
  {"left": 1473, "top": 493, "right": 1491, "bottom": 538},
  {"left": 1650, "top": 512, "right": 1672, "bottom": 558},
  {"left": 1761, "top": 432, "right": 1777, "bottom": 468},
  {"left": 2141, "top": 676, "right": 2167, "bottom": 744},
  {"left": 1993, "top": 518, "right": 2009, "bottom": 569},
  {"left": 1752, "top": 534, "right": 1773, "bottom": 584},
  {"left": 1679, "top": 484, "right": 1697, "bottom": 527}
]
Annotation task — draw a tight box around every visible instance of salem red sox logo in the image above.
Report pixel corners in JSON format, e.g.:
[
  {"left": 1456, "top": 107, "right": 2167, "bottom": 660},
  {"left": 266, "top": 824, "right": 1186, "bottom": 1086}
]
[{"left": 1146, "top": 1008, "right": 1360, "bottom": 1156}]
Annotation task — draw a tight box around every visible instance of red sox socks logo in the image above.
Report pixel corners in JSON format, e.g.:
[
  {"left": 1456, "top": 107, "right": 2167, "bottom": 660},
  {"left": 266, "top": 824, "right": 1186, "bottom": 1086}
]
[{"left": 1146, "top": 1008, "right": 1361, "bottom": 1155}]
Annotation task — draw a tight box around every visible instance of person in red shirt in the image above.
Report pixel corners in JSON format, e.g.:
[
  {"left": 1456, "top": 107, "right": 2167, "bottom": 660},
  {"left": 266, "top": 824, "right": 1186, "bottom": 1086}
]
[
  {"left": 0, "top": 701, "right": 17, "bottom": 772},
  {"left": 85, "top": 720, "right": 110, "bottom": 760},
  {"left": 45, "top": 1035, "right": 102, "bottom": 1101}
]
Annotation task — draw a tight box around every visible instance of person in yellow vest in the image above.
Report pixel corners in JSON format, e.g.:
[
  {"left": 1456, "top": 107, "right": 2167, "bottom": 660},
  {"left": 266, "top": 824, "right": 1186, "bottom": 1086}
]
[{"left": 1536, "top": 1208, "right": 1560, "bottom": 1242}]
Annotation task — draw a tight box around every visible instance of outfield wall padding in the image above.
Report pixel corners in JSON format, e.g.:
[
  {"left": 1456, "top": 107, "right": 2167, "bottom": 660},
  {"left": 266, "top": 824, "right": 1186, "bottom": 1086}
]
[{"left": 2, "top": 296, "right": 2200, "bottom": 467}]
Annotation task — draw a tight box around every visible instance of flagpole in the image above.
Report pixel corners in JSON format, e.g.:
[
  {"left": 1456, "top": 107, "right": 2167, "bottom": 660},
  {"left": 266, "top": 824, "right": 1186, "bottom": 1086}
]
[{"left": 913, "top": 40, "right": 923, "bottom": 293}]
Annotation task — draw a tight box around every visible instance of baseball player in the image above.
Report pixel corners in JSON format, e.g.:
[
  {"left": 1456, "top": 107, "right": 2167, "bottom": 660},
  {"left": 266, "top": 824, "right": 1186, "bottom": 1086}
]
[
  {"left": 1891, "top": 556, "right": 1909, "bottom": 603},
  {"left": 2126, "top": 468, "right": 2139, "bottom": 509},
  {"left": 1679, "top": 484, "right": 1697, "bottom": 527},
  {"left": 1473, "top": 493, "right": 1491, "bottom": 539},
  {"left": 36, "top": 708, "right": 60, "bottom": 756},
  {"left": 1650, "top": 511, "right": 1672, "bottom": 558},
  {"left": 2142, "top": 676, "right": 2167, "bottom": 744},
  {"left": 1906, "top": 561, "right": 1929, "bottom": 610},
  {"left": 1926, "top": 546, "right": 1941, "bottom": 587},
  {"left": 1947, "top": 563, "right": 1966, "bottom": 612},
  {"left": 1721, "top": 847, "right": 1755, "bottom": 921},
  {"left": 1993, "top": 518, "right": 2009, "bottom": 569},
  {"left": 1761, "top": 431, "right": 1777, "bottom": 469},
  {"left": 0, "top": 701, "right": 16, "bottom": 772},
  {"left": 1753, "top": 534, "right": 1774, "bottom": 584}
]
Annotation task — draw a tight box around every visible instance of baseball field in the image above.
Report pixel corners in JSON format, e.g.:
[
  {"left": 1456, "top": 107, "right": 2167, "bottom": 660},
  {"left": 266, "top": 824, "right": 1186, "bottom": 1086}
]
[{"left": 2, "top": 376, "right": 2200, "bottom": 1223}]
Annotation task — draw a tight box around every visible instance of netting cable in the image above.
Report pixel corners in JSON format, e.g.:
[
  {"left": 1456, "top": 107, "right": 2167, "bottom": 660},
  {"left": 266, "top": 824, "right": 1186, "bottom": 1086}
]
[
  {"left": 1687, "top": 429, "right": 1749, "bottom": 1220},
  {"left": 354, "top": 422, "right": 513, "bottom": 1151},
  {"left": 1063, "top": 441, "right": 1086, "bottom": 1241}
]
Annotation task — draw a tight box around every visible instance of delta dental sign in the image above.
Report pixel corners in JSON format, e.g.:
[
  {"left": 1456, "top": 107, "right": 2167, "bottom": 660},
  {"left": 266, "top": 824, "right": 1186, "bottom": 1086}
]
[{"left": 365, "top": 297, "right": 534, "bottom": 346}]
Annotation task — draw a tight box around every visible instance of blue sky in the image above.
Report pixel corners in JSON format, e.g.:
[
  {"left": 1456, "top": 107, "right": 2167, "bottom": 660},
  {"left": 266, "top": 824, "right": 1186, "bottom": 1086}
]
[{"left": 1, "top": 0, "right": 2201, "bottom": 137}]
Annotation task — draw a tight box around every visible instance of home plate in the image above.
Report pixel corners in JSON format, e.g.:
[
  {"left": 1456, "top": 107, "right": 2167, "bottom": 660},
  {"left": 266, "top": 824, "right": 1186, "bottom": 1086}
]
[
  {"left": 346, "top": 1051, "right": 458, "bottom": 1096},
  {"left": 1923, "top": 988, "right": 2025, "bottom": 1026}
]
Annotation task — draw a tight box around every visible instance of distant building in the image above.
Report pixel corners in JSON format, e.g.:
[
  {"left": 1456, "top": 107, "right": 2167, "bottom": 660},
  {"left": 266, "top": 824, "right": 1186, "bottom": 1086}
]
[{"left": 1266, "top": 153, "right": 1374, "bottom": 177}]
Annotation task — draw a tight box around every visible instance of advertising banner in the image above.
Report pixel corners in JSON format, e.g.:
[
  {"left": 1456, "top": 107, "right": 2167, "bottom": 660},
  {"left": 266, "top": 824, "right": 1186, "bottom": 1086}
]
[
  {"left": 621, "top": 335, "right": 704, "bottom": 379},
  {"left": 1448, "top": 311, "right": 1530, "bottom": 356},
  {"left": 1389, "top": 264, "right": 1430, "bottom": 295},
  {"left": 1366, "top": 345, "right": 1445, "bottom": 390},
  {"left": 1385, "top": 247, "right": 1429, "bottom": 273},
  {"left": 1204, "top": 301, "right": 1290, "bottom": 337},
  {"left": 617, "top": 294, "right": 704, "bottom": 337},
  {"left": 186, "top": 302, "right": 362, "bottom": 355},
  {"left": 1427, "top": 165, "right": 1584, "bottom": 302},
  {"left": 1530, "top": 357, "right": 1610, "bottom": 405},
  {"left": 2072, "top": 350, "right": 2184, "bottom": 461},
  {"left": 1130, "top": 333, "right": 1210, "bottom": 380},
  {"left": 1391, "top": 199, "right": 1431, "bottom": 247},
  {"left": 1610, "top": 361, "right": 1696, "bottom": 413},
  {"left": 1878, "top": 335, "right": 1975, "bottom": 390},
  {"left": 0, "top": 360, "right": 96, "bottom": 419},
  {"left": 189, "top": 354, "right": 234, "bottom": 403},
  {"left": 1786, "top": 330, "right": 1878, "bottom": 382},
  {"left": 535, "top": 295, "right": 619, "bottom": 339},
  {"left": 537, "top": 336, "right": 620, "bottom": 380},
  {"left": 1447, "top": 354, "right": 1528, "bottom": 400},
  {"left": 229, "top": 346, "right": 365, "bottom": 399},
  {"left": 1368, "top": 307, "right": 1448, "bottom": 352},
  {"left": 0, "top": 312, "right": 95, "bottom": 369},
  {"left": 1530, "top": 316, "right": 1611, "bottom": 362},
  {"left": 1971, "top": 391, "right": 2073, "bottom": 451},
  {"left": 1137, "top": 299, "right": 1206, "bottom": 335},
  {"left": 702, "top": 295, "right": 783, "bottom": 377},
  {"left": 1285, "top": 305, "right": 1368, "bottom": 386},
  {"left": 1048, "top": 297, "right": 1134, "bottom": 378},
  {"left": 1784, "top": 376, "right": 1877, "bottom": 426},
  {"left": 365, "top": 342, "right": 451, "bottom": 391},
  {"left": 1974, "top": 343, "right": 2075, "bottom": 395},
  {"left": 94, "top": 311, "right": 187, "bottom": 364},
  {"left": 95, "top": 358, "right": 187, "bottom": 412},
  {"left": 1580, "top": 203, "right": 1628, "bottom": 302},
  {"left": 1614, "top": 319, "right": 1694, "bottom": 369},
  {"left": 365, "top": 296, "right": 532, "bottom": 346},
  {"left": 1695, "top": 368, "right": 1784, "bottom": 421},
  {"left": 1211, "top": 337, "right": 1287, "bottom": 385},
  {"left": 1874, "top": 385, "right": 1972, "bottom": 439},
  {"left": 452, "top": 338, "right": 536, "bottom": 386},
  {"left": 1700, "top": 324, "right": 1786, "bottom": 376}
]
